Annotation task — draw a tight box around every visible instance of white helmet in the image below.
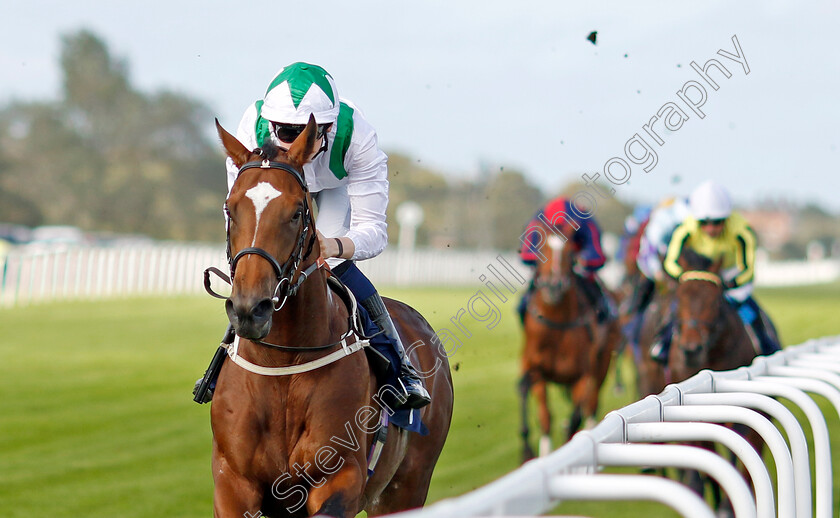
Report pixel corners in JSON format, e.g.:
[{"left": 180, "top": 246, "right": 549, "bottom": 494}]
[
  {"left": 261, "top": 62, "right": 340, "bottom": 125},
  {"left": 689, "top": 181, "right": 732, "bottom": 220}
]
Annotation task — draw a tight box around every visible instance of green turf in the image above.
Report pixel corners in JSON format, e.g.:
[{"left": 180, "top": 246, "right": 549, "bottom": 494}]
[{"left": 0, "top": 282, "right": 838, "bottom": 517}]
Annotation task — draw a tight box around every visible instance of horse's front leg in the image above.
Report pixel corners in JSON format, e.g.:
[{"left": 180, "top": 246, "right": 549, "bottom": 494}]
[
  {"left": 532, "top": 377, "right": 553, "bottom": 456},
  {"left": 213, "top": 454, "right": 263, "bottom": 518},
  {"left": 307, "top": 463, "right": 366, "bottom": 518},
  {"left": 518, "top": 373, "right": 535, "bottom": 462}
]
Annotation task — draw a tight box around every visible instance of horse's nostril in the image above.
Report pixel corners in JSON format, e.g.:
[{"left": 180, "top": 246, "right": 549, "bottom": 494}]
[
  {"left": 252, "top": 298, "right": 274, "bottom": 321},
  {"left": 224, "top": 299, "right": 238, "bottom": 324},
  {"left": 684, "top": 343, "right": 702, "bottom": 355}
]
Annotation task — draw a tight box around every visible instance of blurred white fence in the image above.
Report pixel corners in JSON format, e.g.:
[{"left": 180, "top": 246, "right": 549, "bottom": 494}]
[
  {"left": 755, "top": 258, "right": 840, "bottom": 287},
  {"left": 0, "top": 244, "right": 225, "bottom": 307},
  {"left": 0, "top": 244, "right": 837, "bottom": 307},
  {"left": 389, "top": 335, "right": 840, "bottom": 518}
]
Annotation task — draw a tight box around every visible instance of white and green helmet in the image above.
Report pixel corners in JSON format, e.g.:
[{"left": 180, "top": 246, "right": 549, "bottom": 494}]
[{"left": 261, "top": 62, "right": 340, "bottom": 125}]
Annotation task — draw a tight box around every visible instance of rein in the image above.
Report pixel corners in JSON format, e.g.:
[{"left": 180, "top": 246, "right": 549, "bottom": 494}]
[{"left": 527, "top": 303, "right": 588, "bottom": 330}]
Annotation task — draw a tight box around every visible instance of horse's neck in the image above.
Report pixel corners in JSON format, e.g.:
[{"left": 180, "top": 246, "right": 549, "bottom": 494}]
[{"left": 708, "top": 297, "right": 754, "bottom": 369}]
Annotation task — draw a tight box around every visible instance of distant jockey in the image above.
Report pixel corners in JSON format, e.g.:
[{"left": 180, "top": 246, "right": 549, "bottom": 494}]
[
  {"left": 616, "top": 205, "right": 652, "bottom": 267},
  {"left": 620, "top": 197, "right": 690, "bottom": 359},
  {"left": 650, "top": 181, "right": 781, "bottom": 363},
  {"left": 637, "top": 197, "right": 692, "bottom": 283},
  {"left": 518, "top": 196, "right": 612, "bottom": 323},
  {"left": 630, "top": 197, "right": 692, "bottom": 312}
]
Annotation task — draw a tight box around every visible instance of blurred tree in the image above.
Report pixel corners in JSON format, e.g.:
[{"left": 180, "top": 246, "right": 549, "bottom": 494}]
[
  {"left": 556, "top": 180, "right": 633, "bottom": 236},
  {"left": 385, "top": 155, "right": 547, "bottom": 250},
  {"left": 0, "top": 29, "right": 225, "bottom": 241},
  {"left": 483, "top": 168, "right": 545, "bottom": 250},
  {"left": 782, "top": 203, "right": 840, "bottom": 259},
  {"left": 386, "top": 152, "right": 451, "bottom": 247}
]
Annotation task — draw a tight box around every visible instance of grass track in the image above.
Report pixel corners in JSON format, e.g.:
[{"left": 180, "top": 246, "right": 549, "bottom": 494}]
[{"left": 0, "top": 282, "right": 838, "bottom": 517}]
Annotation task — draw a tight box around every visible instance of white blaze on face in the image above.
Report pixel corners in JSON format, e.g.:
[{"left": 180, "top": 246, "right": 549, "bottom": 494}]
[
  {"left": 245, "top": 182, "right": 283, "bottom": 246},
  {"left": 547, "top": 234, "right": 565, "bottom": 252},
  {"left": 546, "top": 234, "right": 565, "bottom": 275}
]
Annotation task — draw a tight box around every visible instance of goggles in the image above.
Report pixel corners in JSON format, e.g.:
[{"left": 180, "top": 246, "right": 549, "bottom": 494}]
[
  {"left": 272, "top": 122, "right": 330, "bottom": 144},
  {"left": 698, "top": 217, "right": 726, "bottom": 227}
]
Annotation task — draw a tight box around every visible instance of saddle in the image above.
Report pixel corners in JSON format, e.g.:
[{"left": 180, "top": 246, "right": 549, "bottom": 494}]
[
  {"left": 325, "top": 272, "right": 428, "bottom": 436},
  {"left": 325, "top": 273, "right": 392, "bottom": 379}
]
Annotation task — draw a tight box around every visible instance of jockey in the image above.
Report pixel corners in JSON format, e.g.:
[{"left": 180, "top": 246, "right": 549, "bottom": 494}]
[
  {"left": 620, "top": 196, "right": 690, "bottom": 359},
  {"left": 616, "top": 204, "right": 652, "bottom": 267},
  {"left": 637, "top": 197, "right": 691, "bottom": 284},
  {"left": 517, "top": 196, "right": 611, "bottom": 323},
  {"left": 195, "top": 62, "right": 430, "bottom": 409},
  {"left": 629, "top": 196, "right": 691, "bottom": 313},
  {"left": 650, "top": 180, "right": 781, "bottom": 363}
]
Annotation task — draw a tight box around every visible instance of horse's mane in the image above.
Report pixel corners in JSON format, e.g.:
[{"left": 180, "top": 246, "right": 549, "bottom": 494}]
[
  {"left": 258, "top": 142, "right": 283, "bottom": 161},
  {"left": 679, "top": 247, "right": 713, "bottom": 271}
]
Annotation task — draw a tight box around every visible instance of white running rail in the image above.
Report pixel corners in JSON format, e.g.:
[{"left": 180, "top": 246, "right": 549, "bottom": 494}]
[{"left": 389, "top": 335, "right": 840, "bottom": 518}]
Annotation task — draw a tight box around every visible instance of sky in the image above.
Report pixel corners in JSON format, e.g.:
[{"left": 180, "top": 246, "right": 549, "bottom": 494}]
[{"left": 2, "top": 0, "right": 839, "bottom": 212}]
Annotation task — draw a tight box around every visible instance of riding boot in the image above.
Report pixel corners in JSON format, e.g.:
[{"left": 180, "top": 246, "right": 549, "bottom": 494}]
[
  {"left": 517, "top": 279, "right": 535, "bottom": 326},
  {"left": 649, "top": 320, "right": 673, "bottom": 365},
  {"left": 361, "top": 292, "right": 432, "bottom": 410},
  {"left": 193, "top": 325, "right": 235, "bottom": 404},
  {"left": 730, "top": 296, "right": 781, "bottom": 356},
  {"left": 746, "top": 300, "right": 781, "bottom": 356},
  {"left": 629, "top": 276, "right": 655, "bottom": 316}
]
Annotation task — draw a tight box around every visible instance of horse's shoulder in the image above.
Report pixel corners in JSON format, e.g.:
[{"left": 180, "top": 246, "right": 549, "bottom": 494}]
[{"left": 382, "top": 297, "right": 418, "bottom": 321}]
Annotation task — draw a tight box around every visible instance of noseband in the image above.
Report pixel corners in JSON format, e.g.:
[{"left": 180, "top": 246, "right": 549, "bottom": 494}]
[
  {"left": 213, "top": 157, "right": 319, "bottom": 311},
  {"left": 675, "top": 271, "right": 724, "bottom": 352}
]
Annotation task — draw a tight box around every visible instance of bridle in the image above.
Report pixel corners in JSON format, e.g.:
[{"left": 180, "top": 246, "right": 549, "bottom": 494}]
[
  {"left": 202, "top": 148, "right": 371, "bottom": 372},
  {"left": 674, "top": 270, "right": 725, "bottom": 354},
  {"left": 528, "top": 238, "right": 594, "bottom": 335},
  {"left": 533, "top": 236, "right": 570, "bottom": 304},
  {"left": 206, "top": 155, "right": 318, "bottom": 311}
]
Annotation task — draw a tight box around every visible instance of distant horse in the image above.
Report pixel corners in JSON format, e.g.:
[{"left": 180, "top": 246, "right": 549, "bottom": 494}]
[
  {"left": 519, "top": 223, "right": 621, "bottom": 460},
  {"left": 613, "top": 215, "right": 651, "bottom": 394},
  {"left": 638, "top": 249, "right": 763, "bottom": 392},
  {"left": 637, "top": 248, "right": 767, "bottom": 515},
  {"left": 210, "top": 117, "right": 453, "bottom": 517}
]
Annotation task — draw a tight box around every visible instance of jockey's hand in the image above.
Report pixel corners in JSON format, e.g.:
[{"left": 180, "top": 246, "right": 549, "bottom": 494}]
[
  {"left": 722, "top": 278, "right": 737, "bottom": 290},
  {"left": 317, "top": 230, "right": 337, "bottom": 258},
  {"left": 317, "top": 231, "right": 353, "bottom": 260}
]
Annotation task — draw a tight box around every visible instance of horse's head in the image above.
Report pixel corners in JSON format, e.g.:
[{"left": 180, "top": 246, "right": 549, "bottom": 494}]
[
  {"left": 216, "top": 116, "right": 321, "bottom": 340},
  {"left": 533, "top": 224, "right": 576, "bottom": 305},
  {"left": 672, "top": 248, "right": 724, "bottom": 368}
]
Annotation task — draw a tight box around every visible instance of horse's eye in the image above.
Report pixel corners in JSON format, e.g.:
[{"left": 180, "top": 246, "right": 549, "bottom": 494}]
[{"left": 291, "top": 209, "right": 303, "bottom": 222}]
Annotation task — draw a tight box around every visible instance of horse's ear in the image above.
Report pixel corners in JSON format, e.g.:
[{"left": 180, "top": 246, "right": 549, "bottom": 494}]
[
  {"left": 216, "top": 118, "right": 251, "bottom": 168},
  {"left": 286, "top": 114, "right": 319, "bottom": 169}
]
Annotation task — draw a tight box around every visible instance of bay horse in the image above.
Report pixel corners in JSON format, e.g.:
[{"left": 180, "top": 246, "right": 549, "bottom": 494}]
[
  {"left": 613, "top": 215, "right": 651, "bottom": 394},
  {"left": 518, "top": 222, "right": 621, "bottom": 460},
  {"left": 638, "top": 248, "right": 762, "bottom": 392},
  {"left": 210, "top": 117, "right": 453, "bottom": 517},
  {"left": 637, "top": 248, "right": 767, "bottom": 515}
]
